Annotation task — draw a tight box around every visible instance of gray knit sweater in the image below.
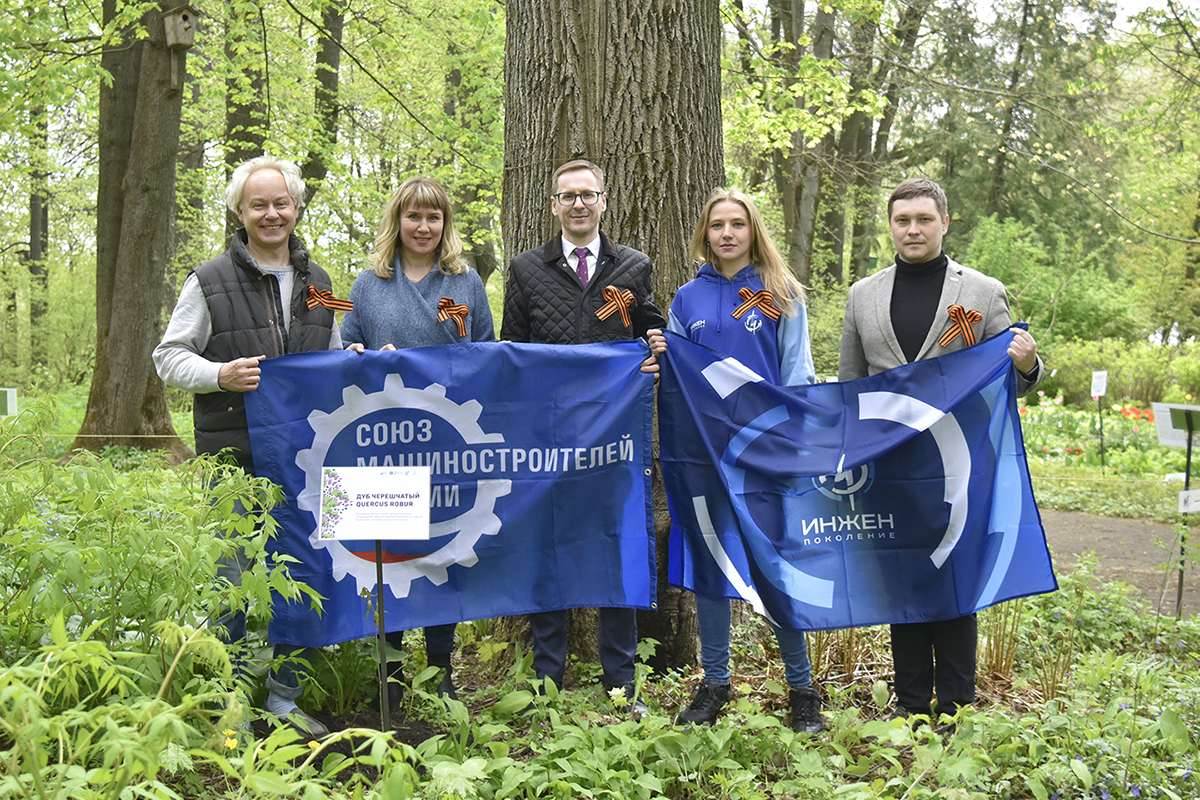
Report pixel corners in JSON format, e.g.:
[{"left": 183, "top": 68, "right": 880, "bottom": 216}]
[{"left": 340, "top": 264, "right": 495, "bottom": 348}]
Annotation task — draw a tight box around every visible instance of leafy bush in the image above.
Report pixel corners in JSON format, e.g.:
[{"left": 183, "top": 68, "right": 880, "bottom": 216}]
[
  {"left": 4, "top": 393, "right": 1200, "bottom": 799},
  {"left": 965, "top": 216, "right": 1141, "bottom": 343},
  {"left": 1037, "top": 337, "right": 1200, "bottom": 406}
]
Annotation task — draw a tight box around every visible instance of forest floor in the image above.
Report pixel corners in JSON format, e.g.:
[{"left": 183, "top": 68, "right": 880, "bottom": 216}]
[{"left": 298, "top": 509, "right": 1198, "bottom": 748}]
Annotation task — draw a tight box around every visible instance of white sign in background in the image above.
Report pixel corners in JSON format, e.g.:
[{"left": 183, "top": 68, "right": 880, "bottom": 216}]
[
  {"left": 1152, "top": 403, "right": 1200, "bottom": 450},
  {"left": 1091, "top": 370, "right": 1108, "bottom": 398},
  {"left": 318, "top": 466, "right": 431, "bottom": 541}
]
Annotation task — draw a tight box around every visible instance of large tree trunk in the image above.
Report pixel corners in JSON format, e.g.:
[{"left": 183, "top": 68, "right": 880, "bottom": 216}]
[
  {"left": 502, "top": 0, "right": 724, "bottom": 676},
  {"left": 70, "top": 2, "right": 187, "bottom": 460}
]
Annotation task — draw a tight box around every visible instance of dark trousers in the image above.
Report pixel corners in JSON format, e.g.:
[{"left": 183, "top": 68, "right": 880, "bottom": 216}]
[
  {"left": 529, "top": 608, "right": 637, "bottom": 689},
  {"left": 891, "top": 613, "right": 977, "bottom": 715},
  {"left": 385, "top": 623, "right": 457, "bottom": 667}
]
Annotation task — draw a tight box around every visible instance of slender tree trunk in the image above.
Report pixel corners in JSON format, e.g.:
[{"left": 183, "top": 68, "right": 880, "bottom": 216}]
[
  {"left": 851, "top": 0, "right": 934, "bottom": 280},
  {"left": 27, "top": 107, "right": 49, "bottom": 326},
  {"left": 19, "top": 106, "right": 50, "bottom": 373},
  {"left": 225, "top": 0, "right": 267, "bottom": 236},
  {"left": 816, "top": 17, "right": 877, "bottom": 286},
  {"left": 1185, "top": 166, "right": 1200, "bottom": 339},
  {"left": 71, "top": 2, "right": 187, "bottom": 459},
  {"left": 987, "top": 0, "right": 1033, "bottom": 217},
  {"left": 788, "top": 6, "right": 835, "bottom": 284},
  {"left": 301, "top": 0, "right": 345, "bottom": 210},
  {"left": 502, "top": 0, "right": 723, "bottom": 673}
]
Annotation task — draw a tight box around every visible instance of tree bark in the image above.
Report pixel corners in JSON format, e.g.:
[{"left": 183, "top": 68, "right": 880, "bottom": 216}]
[
  {"left": 850, "top": 0, "right": 934, "bottom": 280},
  {"left": 769, "top": 2, "right": 835, "bottom": 285},
  {"left": 301, "top": 0, "right": 345, "bottom": 210},
  {"left": 225, "top": 0, "right": 268, "bottom": 236},
  {"left": 502, "top": 0, "right": 724, "bottom": 676},
  {"left": 27, "top": 107, "right": 49, "bottom": 327},
  {"left": 71, "top": 2, "right": 187, "bottom": 460},
  {"left": 987, "top": 0, "right": 1033, "bottom": 217}
]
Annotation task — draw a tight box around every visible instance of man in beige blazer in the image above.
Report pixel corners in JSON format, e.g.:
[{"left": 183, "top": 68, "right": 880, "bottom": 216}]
[{"left": 839, "top": 178, "right": 1042, "bottom": 720}]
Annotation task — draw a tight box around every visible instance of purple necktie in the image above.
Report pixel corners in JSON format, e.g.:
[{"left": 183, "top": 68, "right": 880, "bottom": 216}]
[{"left": 574, "top": 247, "right": 590, "bottom": 287}]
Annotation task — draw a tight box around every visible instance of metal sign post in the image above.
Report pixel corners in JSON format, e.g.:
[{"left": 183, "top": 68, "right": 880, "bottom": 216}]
[
  {"left": 1092, "top": 371, "right": 1107, "bottom": 473},
  {"left": 316, "top": 466, "right": 432, "bottom": 730},
  {"left": 376, "top": 541, "right": 390, "bottom": 731},
  {"left": 1152, "top": 403, "right": 1200, "bottom": 618}
]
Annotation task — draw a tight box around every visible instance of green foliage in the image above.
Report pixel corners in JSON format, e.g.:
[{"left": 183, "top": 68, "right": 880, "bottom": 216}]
[
  {"left": 7, "top": 390, "right": 1200, "bottom": 797},
  {"left": 1037, "top": 338, "right": 1200, "bottom": 406},
  {"left": 807, "top": 275, "right": 849, "bottom": 380},
  {"left": 964, "top": 216, "right": 1141, "bottom": 343}
]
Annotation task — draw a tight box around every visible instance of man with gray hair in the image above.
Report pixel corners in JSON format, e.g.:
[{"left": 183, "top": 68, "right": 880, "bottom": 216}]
[{"left": 155, "top": 155, "right": 347, "bottom": 737}]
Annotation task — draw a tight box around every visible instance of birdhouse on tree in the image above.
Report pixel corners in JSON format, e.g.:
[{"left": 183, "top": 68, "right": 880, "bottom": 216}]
[{"left": 162, "top": 5, "right": 198, "bottom": 50}]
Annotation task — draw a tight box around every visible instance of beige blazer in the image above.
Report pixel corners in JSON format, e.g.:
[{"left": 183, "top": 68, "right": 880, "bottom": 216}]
[{"left": 839, "top": 258, "right": 1042, "bottom": 395}]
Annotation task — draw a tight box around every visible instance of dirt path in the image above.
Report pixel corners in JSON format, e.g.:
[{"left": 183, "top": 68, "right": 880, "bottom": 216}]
[{"left": 1041, "top": 510, "right": 1197, "bottom": 618}]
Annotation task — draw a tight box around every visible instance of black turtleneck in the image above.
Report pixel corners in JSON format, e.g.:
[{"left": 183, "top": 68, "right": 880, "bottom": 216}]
[{"left": 890, "top": 251, "right": 948, "bottom": 363}]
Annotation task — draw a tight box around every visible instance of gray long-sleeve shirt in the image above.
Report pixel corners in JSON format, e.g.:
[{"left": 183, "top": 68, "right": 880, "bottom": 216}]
[{"left": 154, "top": 271, "right": 342, "bottom": 393}]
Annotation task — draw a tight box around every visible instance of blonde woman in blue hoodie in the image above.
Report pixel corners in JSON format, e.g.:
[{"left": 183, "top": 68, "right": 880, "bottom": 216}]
[{"left": 666, "top": 188, "right": 823, "bottom": 733}]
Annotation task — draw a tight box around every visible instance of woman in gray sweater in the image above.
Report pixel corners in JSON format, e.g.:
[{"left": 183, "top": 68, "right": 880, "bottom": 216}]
[{"left": 341, "top": 176, "right": 495, "bottom": 710}]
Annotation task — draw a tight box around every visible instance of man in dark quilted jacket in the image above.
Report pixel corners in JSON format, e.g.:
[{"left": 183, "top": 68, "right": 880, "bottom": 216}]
[{"left": 501, "top": 158, "right": 665, "bottom": 715}]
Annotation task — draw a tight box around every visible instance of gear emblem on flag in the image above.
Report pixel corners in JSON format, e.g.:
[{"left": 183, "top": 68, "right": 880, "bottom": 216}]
[{"left": 296, "top": 373, "right": 512, "bottom": 596}]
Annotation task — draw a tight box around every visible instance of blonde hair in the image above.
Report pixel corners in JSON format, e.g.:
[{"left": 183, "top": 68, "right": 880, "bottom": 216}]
[
  {"left": 688, "top": 188, "right": 805, "bottom": 315},
  {"left": 369, "top": 176, "right": 466, "bottom": 278},
  {"left": 551, "top": 159, "right": 605, "bottom": 194}
]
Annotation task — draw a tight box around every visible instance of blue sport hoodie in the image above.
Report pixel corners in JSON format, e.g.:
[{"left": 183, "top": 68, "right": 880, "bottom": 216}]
[{"left": 667, "top": 263, "right": 815, "bottom": 387}]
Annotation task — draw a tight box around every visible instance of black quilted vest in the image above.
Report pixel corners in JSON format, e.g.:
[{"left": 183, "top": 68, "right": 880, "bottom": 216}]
[{"left": 192, "top": 231, "right": 334, "bottom": 470}]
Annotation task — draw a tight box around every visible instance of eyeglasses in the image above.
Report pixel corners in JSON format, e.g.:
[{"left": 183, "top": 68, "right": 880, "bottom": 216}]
[{"left": 552, "top": 191, "right": 604, "bottom": 206}]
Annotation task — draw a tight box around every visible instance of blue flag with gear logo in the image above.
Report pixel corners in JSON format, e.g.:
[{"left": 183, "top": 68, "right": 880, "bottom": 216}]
[
  {"left": 659, "top": 330, "right": 1056, "bottom": 631},
  {"left": 244, "top": 341, "right": 655, "bottom": 648}
]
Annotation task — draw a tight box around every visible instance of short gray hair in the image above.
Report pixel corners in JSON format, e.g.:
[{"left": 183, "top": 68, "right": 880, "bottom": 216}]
[{"left": 224, "top": 156, "right": 306, "bottom": 213}]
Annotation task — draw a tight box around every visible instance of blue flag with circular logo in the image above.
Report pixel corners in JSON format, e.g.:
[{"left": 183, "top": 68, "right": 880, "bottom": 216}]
[{"left": 660, "top": 330, "right": 1056, "bottom": 631}]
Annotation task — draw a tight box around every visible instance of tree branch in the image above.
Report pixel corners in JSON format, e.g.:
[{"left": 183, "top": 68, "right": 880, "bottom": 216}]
[
  {"left": 280, "top": 0, "right": 482, "bottom": 170},
  {"left": 1007, "top": 142, "right": 1200, "bottom": 244}
]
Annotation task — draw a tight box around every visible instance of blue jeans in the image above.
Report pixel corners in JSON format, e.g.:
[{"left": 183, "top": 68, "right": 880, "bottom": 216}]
[
  {"left": 214, "top": 526, "right": 310, "bottom": 696},
  {"left": 694, "top": 594, "right": 812, "bottom": 688}
]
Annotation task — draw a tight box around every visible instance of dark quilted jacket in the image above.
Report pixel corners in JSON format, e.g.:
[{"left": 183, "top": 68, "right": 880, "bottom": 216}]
[
  {"left": 501, "top": 232, "right": 665, "bottom": 344},
  {"left": 192, "top": 231, "right": 334, "bottom": 468}
]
